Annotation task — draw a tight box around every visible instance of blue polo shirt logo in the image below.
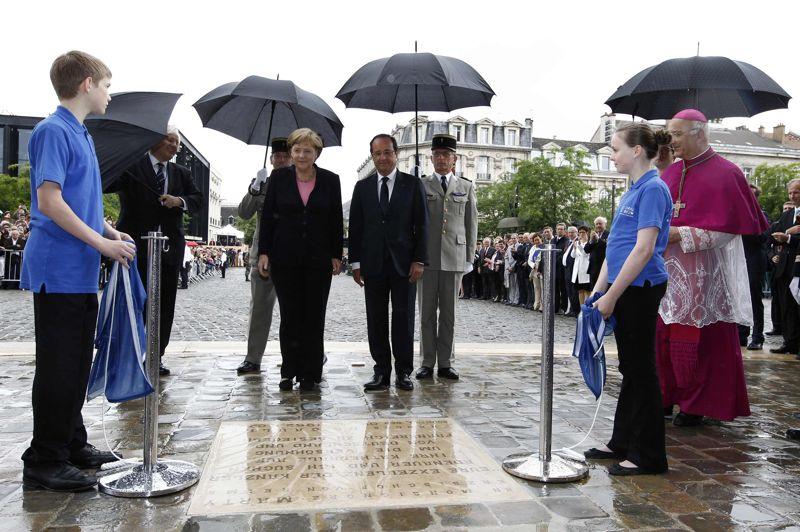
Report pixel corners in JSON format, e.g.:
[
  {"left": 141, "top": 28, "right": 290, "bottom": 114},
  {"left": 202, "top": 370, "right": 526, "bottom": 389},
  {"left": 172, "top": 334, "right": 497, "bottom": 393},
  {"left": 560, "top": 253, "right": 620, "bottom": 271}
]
[{"left": 620, "top": 206, "right": 635, "bottom": 217}]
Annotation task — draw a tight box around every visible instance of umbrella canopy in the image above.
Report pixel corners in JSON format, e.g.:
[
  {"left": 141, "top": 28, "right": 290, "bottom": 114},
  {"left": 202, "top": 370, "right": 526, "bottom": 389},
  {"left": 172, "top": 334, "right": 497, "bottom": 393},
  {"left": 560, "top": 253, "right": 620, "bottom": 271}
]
[
  {"left": 86, "top": 92, "right": 182, "bottom": 191},
  {"left": 497, "top": 216, "right": 523, "bottom": 229},
  {"left": 193, "top": 75, "right": 344, "bottom": 165},
  {"left": 87, "top": 261, "right": 153, "bottom": 403},
  {"left": 571, "top": 292, "right": 615, "bottom": 400},
  {"left": 336, "top": 51, "right": 495, "bottom": 174},
  {"left": 605, "top": 56, "right": 791, "bottom": 120}
]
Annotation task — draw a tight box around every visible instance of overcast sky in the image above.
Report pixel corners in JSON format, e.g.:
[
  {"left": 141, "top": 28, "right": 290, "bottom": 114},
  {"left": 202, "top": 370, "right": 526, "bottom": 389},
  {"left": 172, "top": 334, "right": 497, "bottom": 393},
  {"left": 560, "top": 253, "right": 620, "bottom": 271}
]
[{"left": 3, "top": 1, "right": 798, "bottom": 204}]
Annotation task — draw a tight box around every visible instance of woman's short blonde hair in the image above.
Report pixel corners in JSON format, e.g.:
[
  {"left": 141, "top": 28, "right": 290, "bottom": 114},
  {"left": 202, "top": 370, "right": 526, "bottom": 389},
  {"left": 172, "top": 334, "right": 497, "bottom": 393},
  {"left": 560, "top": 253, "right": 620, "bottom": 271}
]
[{"left": 287, "top": 128, "right": 323, "bottom": 156}]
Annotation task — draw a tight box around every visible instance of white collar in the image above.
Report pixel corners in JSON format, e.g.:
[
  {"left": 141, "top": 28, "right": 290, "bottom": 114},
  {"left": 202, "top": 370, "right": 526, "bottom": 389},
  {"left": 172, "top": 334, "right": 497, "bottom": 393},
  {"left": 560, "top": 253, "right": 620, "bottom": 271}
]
[
  {"left": 377, "top": 168, "right": 397, "bottom": 181},
  {"left": 435, "top": 172, "right": 453, "bottom": 180},
  {"left": 148, "top": 152, "right": 167, "bottom": 168}
]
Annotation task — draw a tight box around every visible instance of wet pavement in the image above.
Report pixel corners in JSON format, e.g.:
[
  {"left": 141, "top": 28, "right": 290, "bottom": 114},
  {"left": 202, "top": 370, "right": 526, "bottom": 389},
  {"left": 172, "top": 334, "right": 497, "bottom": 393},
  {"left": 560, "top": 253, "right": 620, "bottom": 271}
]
[{"left": 1, "top": 342, "right": 799, "bottom": 530}]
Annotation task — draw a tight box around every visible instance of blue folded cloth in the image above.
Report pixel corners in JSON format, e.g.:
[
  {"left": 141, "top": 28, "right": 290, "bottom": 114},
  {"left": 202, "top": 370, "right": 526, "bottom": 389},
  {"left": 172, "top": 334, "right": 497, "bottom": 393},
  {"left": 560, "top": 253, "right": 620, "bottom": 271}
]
[{"left": 571, "top": 291, "right": 616, "bottom": 399}]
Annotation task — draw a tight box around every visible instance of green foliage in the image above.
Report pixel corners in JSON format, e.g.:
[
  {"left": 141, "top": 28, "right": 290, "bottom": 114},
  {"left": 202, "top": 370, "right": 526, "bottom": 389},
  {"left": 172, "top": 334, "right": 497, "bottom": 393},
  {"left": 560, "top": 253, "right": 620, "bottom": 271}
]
[
  {"left": 103, "top": 193, "right": 120, "bottom": 221},
  {"left": 235, "top": 216, "right": 257, "bottom": 245},
  {"left": 476, "top": 148, "right": 593, "bottom": 235},
  {"left": 753, "top": 162, "right": 800, "bottom": 222},
  {"left": 586, "top": 186, "right": 626, "bottom": 225},
  {"left": 0, "top": 167, "right": 31, "bottom": 214}
]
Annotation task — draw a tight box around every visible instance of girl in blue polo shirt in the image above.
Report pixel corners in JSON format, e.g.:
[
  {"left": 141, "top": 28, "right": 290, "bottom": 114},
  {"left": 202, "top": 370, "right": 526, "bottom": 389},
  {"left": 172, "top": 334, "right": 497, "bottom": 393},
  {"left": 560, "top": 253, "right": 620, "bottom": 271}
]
[{"left": 582, "top": 123, "right": 673, "bottom": 476}]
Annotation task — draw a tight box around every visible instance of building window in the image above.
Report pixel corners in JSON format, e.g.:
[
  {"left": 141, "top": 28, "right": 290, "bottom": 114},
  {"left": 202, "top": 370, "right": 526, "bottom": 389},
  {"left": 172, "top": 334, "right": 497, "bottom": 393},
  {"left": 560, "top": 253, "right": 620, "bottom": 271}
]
[
  {"left": 415, "top": 123, "right": 426, "bottom": 142},
  {"left": 505, "top": 129, "right": 517, "bottom": 146},
  {"left": 17, "top": 128, "right": 33, "bottom": 170},
  {"left": 476, "top": 156, "right": 491, "bottom": 180},
  {"left": 451, "top": 124, "right": 463, "bottom": 142},
  {"left": 742, "top": 166, "right": 754, "bottom": 179},
  {"left": 600, "top": 155, "right": 610, "bottom": 171},
  {"left": 455, "top": 155, "right": 464, "bottom": 177},
  {"left": 504, "top": 157, "right": 517, "bottom": 174},
  {"left": 479, "top": 127, "right": 490, "bottom": 144}
]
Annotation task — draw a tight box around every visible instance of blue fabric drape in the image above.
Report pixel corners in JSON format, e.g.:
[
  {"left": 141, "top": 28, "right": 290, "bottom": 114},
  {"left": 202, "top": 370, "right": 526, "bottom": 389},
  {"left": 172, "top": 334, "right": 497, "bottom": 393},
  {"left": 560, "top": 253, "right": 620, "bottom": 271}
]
[
  {"left": 87, "top": 261, "right": 153, "bottom": 403},
  {"left": 571, "top": 291, "right": 616, "bottom": 399}
]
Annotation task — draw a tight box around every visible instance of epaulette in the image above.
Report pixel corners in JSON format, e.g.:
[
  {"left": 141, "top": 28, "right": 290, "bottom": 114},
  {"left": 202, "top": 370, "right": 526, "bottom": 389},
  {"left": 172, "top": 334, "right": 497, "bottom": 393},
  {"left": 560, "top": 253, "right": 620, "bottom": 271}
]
[{"left": 459, "top": 176, "right": 471, "bottom": 182}]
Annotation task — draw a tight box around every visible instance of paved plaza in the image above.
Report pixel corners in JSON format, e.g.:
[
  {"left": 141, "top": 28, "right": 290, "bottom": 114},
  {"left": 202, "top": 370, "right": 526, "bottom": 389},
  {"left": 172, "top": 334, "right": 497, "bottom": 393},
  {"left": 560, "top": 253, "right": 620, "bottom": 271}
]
[{"left": 0, "top": 271, "right": 799, "bottom": 530}]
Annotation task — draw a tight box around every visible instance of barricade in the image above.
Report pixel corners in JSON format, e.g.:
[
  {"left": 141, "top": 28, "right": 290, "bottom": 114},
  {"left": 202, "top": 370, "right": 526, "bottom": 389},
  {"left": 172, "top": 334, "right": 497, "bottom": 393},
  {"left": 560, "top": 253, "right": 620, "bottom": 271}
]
[
  {"left": 502, "top": 244, "right": 589, "bottom": 483},
  {"left": 0, "top": 249, "right": 23, "bottom": 287}
]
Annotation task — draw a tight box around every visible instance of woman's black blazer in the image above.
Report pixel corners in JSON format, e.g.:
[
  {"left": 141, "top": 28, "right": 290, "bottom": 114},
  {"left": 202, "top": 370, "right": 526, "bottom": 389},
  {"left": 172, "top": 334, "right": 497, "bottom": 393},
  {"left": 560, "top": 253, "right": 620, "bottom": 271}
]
[{"left": 258, "top": 165, "right": 344, "bottom": 269}]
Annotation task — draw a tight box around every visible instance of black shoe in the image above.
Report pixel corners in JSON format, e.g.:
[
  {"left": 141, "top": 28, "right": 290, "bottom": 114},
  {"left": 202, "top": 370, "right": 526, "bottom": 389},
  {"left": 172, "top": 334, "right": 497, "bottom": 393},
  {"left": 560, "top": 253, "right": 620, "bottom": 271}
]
[
  {"left": 69, "top": 444, "right": 120, "bottom": 469},
  {"left": 787, "top": 428, "right": 800, "bottom": 440},
  {"left": 396, "top": 374, "right": 414, "bottom": 391},
  {"left": 747, "top": 342, "right": 763, "bottom": 351},
  {"left": 279, "top": 378, "right": 294, "bottom": 391},
  {"left": 237, "top": 361, "right": 261, "bottom": 374},
  {"left": 674, "top": 412, "right": 704, "bottom": 427},
  {"left": 299, "top": 379, "right": 316, "bottom": 392},
  {"left": 23, "top": 463, "right": 97, "bottom": 492},
  {"left": 608, "top": 463, "right": 656, "bottom": 476},
  {"left": 740, "top": 339, "right": 748, "bottom": 347},
  {"left": 415, "top": 366, "right": 434, "bottom": 379},
  {"left": 159, "top": 363, "right": 170, "bottom": 376},
  {"left": 437, "top": 367, "right": 459, "bottom": 380},
  {"left": 364, "top": 374, "right": 390, "bottom": 391},
  {"left": 770, "top": 345, "right": 794, "bottom": 354},
  {"left": 766, "top": 330, "right": 783, "bottom": 336},
  {"left": 584, "top": 447, "right": 620, "bottom": 460}
]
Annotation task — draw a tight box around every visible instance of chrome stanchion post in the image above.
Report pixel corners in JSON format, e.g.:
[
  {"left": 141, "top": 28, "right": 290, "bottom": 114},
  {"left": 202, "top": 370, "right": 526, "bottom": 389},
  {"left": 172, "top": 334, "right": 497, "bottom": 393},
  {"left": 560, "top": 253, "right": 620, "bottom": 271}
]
[
  {"left": 502, "top": 244, "right": 588, "bottom": 483},
  {"left": 99, "top": 231, "right": 200, "bottom": 497}
]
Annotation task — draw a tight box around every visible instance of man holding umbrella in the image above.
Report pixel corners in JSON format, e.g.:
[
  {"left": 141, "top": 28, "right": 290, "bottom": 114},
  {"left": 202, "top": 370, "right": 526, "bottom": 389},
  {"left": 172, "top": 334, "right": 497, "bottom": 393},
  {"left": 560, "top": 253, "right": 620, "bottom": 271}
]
[
  {"left": 109, "top": 127, "right": 203, "bottom": 376},
  {"left": 236, "top": 138, "right": 290, "bottom": 374},
  {"left": 416, "top": 134, "right": 477, "bottom": 381}
]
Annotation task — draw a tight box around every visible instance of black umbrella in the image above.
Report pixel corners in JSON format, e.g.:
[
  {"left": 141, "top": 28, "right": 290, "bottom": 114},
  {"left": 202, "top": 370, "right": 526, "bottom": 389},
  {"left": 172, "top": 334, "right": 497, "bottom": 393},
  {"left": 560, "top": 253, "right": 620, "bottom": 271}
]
[
  {"left": 86, "top": 91, "right": 182, "bottom": 192},
  {"left": 605, "top": 55, "right": 791, "bottom": 120},
  {"left": 193, "top": 75, "right": 344, "bottom": 167},
  {"left": 336, "top": 45, "right": 495, "bottom": 175}
]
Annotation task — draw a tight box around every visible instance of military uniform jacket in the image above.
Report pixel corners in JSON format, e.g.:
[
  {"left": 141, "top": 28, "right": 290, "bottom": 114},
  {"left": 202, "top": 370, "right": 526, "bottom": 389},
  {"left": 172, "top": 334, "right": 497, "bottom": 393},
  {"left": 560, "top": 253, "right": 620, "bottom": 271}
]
[
  {"left": 238, "top": 181, "right": 266, "bottom": 267},
  {"left": 422, "top": 174, "right": 478, "bottom": 272}
]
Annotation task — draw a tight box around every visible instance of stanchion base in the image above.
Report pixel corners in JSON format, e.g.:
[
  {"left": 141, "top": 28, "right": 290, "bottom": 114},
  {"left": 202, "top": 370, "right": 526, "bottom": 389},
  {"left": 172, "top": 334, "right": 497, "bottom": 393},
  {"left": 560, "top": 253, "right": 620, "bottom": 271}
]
[
  {"left": 98, "top": 459, "right": 200, "bottom": 498},
  {"left": 502, "top": 453, "right": 589, "bottom": 483}
]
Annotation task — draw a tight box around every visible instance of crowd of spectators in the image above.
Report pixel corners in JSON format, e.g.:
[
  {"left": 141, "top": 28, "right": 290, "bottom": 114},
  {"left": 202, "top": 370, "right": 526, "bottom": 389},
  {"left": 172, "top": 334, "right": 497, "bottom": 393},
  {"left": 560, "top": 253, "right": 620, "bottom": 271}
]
[
  {"left": 461, "top": 218, "right": 610, "bottom": 317},
  {"left": 0, "top": 205, "right": 31, "bottom": 289}
]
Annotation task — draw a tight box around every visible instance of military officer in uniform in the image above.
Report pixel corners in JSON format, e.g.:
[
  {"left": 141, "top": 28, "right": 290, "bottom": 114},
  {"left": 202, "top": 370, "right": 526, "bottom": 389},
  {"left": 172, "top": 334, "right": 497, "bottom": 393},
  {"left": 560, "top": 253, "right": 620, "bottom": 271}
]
[
  {"left": 416, "top": 134, "right": 478, "bottom": 380},
  {"left": 235, "top": 138, "right": 291, "bottom": 374}
]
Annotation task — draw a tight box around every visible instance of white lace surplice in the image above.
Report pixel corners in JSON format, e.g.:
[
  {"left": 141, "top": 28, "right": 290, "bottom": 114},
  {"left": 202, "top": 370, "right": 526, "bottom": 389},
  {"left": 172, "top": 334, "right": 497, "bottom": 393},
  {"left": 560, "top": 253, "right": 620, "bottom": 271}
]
[{"left": 659, "top": 227, "right": 753, "bottom": 327}]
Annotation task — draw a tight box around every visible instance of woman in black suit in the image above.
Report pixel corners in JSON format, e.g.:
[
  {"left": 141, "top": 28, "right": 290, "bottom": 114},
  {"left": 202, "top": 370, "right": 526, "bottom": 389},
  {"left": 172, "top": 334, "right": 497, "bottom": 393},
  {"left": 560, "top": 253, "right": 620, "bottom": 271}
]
[{"left": 257, "top": 128, "right": 343, "bottom": 392}]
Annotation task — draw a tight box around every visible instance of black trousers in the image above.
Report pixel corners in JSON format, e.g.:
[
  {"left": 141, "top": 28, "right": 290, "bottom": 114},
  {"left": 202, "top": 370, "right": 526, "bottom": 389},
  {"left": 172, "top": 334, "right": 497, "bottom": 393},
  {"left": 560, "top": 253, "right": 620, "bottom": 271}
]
[
  {"left": 481, "top": 270, "right": 495, "bottom": 299},
  {"left": 461, "top": 271, "right": 474, "bottom": 298},
  {"left": 608, "top": 281, "right": 669, "bottom": 473},
  {"left": 770, "top": 271, "right": 782, "bottom": 333},
  {"left": 566, "top": 279, "right": 580, "bottom": 314},
  {"left": 739, "top": 270, "right": 765, "bottom": 344},
  {"left": 271, "top": 265, "right": 331, "bottom": 383},
  {"left": 516, "top": 268, "right": 529, "bottom": 305},
  {"left": 135, "top": 252, "right": 179, "bottom": 357},
  {"left": 22, "top": 290, "right": 97, "bottom": 465},
  {"left": 555, "top": 272, "right": 567, "bottom": 312},
  {"left": 363, "top": 268, "right": 416, "bottom": 378},
  {"left": 179, "top": 263, "right": 189, "bottom": 288},
  {"left": 777, "top": 275, "right": 800, "bottom": 350}
]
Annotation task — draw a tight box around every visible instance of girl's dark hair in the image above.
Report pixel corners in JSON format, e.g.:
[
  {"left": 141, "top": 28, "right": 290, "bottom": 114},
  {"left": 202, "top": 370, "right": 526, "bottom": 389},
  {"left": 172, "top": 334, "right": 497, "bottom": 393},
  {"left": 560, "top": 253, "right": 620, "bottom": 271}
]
[{"left": 615, "top": 123, "right": 672, "bottom": 159}]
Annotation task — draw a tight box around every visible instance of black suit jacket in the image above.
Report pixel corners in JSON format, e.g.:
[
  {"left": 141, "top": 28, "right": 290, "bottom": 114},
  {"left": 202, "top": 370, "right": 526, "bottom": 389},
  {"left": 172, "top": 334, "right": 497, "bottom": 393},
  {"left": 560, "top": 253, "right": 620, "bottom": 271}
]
[
  {"left": 109, "top": 155, "right": 203, "bottom": 266},
  {"left": 258, "top": 165, "right": 343, "bottom": 270},
  {"left": 771, "top": 208, "right": 800, "bottom": 279},
  {"left": 554, "top": 236, "right": 569, "bottom": 276},
  {"left": 584, "top": 230, "right": 609, "bottom": 283},
  {"left": 348, "top": 170, "right": 428, "bottom": 277}
]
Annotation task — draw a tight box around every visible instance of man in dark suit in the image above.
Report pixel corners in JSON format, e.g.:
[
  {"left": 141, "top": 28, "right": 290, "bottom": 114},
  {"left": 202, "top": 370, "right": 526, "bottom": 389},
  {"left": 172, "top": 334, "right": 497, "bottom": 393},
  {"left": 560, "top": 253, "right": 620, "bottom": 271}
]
[
  {"left": 349, "top": 134, "right": 428, "bottom": 391},
  {"left": 478, "top": 238, "right": 495, "bottom": 300},
  {"left": 108, "top": 127, "right": 203, "bottom": 375},
  {"left": 584, "top": 217, "right": 609, "bottom": 288},
  {"left": 769, "top": 179, "right": 800, "bottom": 358},
  {"left": 553, "top": 223, "right": 569, "bottom": 313},
  {"left": 1, "top": 226, "right": 25, "bottom": 289},
  {"left": 739, "top": 184, "right": 769, "bottom": 351}
]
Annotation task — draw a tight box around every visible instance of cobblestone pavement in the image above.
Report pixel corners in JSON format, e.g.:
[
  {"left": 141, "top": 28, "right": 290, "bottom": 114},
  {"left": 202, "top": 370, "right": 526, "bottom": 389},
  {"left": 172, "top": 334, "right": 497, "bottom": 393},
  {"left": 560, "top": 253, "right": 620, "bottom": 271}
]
[
  {"left": 1, "top": 346, "right": 799, "bottom": 530},
  {"left": 0, "top": 269, "right": 781, "bottom": 349}
]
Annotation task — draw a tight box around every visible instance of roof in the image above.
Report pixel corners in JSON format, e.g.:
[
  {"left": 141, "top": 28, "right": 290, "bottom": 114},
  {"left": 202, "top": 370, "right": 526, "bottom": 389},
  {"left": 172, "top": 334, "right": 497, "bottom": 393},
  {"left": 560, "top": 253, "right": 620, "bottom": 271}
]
[{"left": 531, "top": 137, "right": 608, "bottom": 152}]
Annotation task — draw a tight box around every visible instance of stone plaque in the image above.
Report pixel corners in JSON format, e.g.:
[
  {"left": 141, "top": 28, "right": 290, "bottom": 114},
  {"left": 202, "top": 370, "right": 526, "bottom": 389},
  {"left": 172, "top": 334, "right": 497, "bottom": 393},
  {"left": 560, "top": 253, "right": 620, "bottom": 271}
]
[{"left": 188, "top": 418, "right": 532, "bottom": 515}]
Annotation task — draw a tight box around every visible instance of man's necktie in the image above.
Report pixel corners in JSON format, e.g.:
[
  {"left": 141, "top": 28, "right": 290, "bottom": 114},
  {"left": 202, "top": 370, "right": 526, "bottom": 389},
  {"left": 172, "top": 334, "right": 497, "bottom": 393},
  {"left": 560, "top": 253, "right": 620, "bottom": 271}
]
[
  {"left": 441, "top": 174, "right": 448, "bottom": 194},
  {"left": 380, "top": 176, "right": 389, "bottom": 214},
  {"left": 155, "top": 163, "right": 166, "bottom": 192}
]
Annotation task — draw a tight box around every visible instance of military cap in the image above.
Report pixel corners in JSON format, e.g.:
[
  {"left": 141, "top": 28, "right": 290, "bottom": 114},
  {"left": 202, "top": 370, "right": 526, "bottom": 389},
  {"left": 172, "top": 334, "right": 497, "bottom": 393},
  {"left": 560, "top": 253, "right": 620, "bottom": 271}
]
[
  {"left": 271, "top": 137, "right": 289, "bottom": 153},
  {"left": 431, "top": 134, "right": 457, "bottom": 152}
]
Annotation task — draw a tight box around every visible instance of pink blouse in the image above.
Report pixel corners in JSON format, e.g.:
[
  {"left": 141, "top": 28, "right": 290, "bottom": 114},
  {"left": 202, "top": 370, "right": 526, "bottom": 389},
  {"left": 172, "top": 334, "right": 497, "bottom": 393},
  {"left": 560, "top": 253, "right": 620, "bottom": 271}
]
[{"left": 296, "top": 177, "right": 316, "bottom": 206}]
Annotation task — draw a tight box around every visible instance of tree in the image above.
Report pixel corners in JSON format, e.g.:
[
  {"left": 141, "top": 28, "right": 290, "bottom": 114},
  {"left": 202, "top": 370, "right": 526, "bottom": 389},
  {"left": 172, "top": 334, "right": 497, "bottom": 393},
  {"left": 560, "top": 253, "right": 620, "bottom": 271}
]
[
  {"left": 753, "top": 162, "right": 800, "bottom": 221},
  {"left": 103, "top": 193, "right": 120, "bottom": 221},
  {"left": 234, "top": 215, "right": 257, "bottom": 245},
  {"left": 0, "top": 165, "right": 31, "bottom": 214},
  {"left": 475, "top": 179, "right": 515, "bottom": 236}
]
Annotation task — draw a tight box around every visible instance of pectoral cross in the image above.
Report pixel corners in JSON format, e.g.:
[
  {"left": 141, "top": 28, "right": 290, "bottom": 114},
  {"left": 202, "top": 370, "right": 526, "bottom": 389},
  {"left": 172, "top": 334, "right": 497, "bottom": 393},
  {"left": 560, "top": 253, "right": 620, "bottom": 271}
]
[{"left": 673, "top": 200, "right": 686, "bottom": 218}]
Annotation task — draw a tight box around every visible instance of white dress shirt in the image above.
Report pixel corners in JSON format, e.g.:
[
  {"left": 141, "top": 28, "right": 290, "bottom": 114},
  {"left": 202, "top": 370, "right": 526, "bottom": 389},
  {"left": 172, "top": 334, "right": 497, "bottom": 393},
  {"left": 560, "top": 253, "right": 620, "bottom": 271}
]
[{"left": 377, "top": 167, "right": 398, "bottom": 201}]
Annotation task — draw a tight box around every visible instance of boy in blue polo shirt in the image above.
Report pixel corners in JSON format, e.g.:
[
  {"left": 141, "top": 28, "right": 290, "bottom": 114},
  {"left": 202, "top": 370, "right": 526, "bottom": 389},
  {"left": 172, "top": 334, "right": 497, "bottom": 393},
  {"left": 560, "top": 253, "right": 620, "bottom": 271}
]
[{"left": 20, "top": 51, "right": 137, "bottom": 492}]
